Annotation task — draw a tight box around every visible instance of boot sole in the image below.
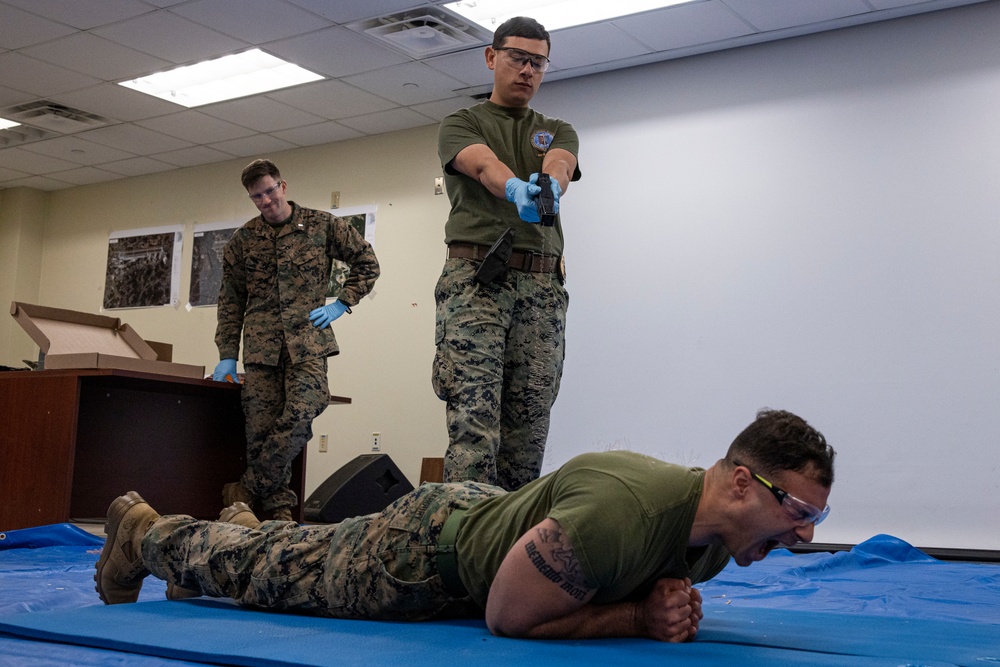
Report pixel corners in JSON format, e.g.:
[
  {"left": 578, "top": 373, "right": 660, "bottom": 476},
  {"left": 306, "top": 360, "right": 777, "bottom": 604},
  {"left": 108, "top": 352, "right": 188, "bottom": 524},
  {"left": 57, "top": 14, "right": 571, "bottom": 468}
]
[{"left": 94, "top": 491, "right": 147, "bottom": 604}]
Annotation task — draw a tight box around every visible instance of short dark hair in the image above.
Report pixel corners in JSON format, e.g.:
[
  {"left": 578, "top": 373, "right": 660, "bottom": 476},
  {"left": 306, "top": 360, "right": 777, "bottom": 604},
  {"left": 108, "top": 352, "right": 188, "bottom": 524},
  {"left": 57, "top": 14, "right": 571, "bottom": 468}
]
[
  {"left": 241, "top": 159, "right": 281, "bottom": 190},
  {"left": 726, "top": 409, "right": 835, "bottom": 487},
  {"left": 492, "top": 16, "right": 550, "bottom": 54}
]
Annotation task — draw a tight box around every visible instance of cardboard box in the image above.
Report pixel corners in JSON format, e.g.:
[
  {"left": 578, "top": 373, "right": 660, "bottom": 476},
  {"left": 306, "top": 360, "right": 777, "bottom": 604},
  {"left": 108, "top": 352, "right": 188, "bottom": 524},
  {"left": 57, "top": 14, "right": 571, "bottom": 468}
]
[{"left": 10, "top": 301, "right": 205, "bottom": 379}]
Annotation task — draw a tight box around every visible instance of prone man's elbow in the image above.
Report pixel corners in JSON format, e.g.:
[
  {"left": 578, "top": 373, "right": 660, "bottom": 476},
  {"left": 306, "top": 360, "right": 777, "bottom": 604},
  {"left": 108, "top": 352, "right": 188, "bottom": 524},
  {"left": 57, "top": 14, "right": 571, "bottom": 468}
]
[{"left": 485, "top": 606, "right": 528, "bottom": 638}]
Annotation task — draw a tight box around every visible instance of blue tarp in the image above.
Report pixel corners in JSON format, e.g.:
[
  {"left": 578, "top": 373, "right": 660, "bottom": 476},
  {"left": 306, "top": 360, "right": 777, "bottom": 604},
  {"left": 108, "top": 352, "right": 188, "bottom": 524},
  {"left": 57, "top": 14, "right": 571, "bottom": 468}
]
[{"left": 1, "top": 525, "right": 997, "bottom": 667}]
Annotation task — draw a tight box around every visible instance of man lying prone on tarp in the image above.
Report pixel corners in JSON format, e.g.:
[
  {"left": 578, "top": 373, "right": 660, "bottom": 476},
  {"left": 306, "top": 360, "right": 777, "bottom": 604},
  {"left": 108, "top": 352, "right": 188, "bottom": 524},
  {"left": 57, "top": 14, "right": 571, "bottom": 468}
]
[{"left": 95, "top": 408, "right": 835, "bottom": 643}]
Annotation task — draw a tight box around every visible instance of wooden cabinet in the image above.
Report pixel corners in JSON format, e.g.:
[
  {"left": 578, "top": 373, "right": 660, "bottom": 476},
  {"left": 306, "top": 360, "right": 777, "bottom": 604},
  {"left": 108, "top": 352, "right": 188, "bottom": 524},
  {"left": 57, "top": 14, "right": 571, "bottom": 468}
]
[{"left": 0, "top": 369, "right": 305, "bottom": 530}]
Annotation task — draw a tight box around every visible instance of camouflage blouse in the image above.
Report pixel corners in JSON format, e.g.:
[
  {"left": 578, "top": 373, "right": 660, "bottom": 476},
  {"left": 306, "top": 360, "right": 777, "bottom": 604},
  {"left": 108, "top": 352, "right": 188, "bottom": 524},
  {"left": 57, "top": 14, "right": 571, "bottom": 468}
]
[{"left": 216, "top": 203, "right": 380, "bottom": 365}]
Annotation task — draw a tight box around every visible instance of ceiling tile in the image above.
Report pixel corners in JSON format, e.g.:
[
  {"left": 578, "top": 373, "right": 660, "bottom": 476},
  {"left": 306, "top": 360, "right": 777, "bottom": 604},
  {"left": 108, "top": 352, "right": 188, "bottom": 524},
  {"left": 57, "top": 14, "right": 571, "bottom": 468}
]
[
  {"left": 151, "top": 145, "right": 237, "bottom": 168},
  {"left": 1, "top": 0, "right": 155, "bottom": 30},
  {"left": 20, "top": 135, "right": 135, "bottom": 165},
  {"left": 268, "top": 80, "right": 398, "bottom": 119},
  {"left": 613, "top": 0, "right": 757, "bottom": 52},
  {"left": 0, "top": 85, "right": 34, "bottom": 107},
  {"left": 721, "top": 0, "right": 872, "bottom": 32},
  {"left": 1, "top": 174, "right": 75, "bottom": 190},
  {"left": 92, "top": 10, "right": 249, "bottom": 63},
  {"left": 337, "top": 107, "right": 436, "bottom": 135},
  {"left": 343, "top": 62, "right": 467, "bottom": 105},
  {"left": 267, "top": 26, "right": 409, "bottom": 78},
  {"left": 0, "top": 165, "right": 31, "bottom": 181},
  {"left": 51, "top": 84, "right": 182, "bottom": 122},
  {"left": 137, "top": 111, "right": 257, "bottom": 144},
  {"left": 0, "top": 53, "right": 101, "bottom": 98},
  {"left": 548, "top": 23, "right": 653, "bottom": 71},
  {"left": 47, "top": 165, "right": 120, "bottom": 185},
  {"left": 100, "top": 156, "right": 176, "bottom": 177},
  {"left": 77, "top": 124, "right": 193, "bottom": 154},
  {"left": 285, "top": 0, "right": 423, "bottom": 23},
  {"left": 0, "top": 4, "right": 77, "bottom": 49},
  {"left": 271, "top": 120, "right": 364, "bottom": 147},
  {"left": 208, "top": 133, "right": 299, "bottom": 157},
  {"left": 0, "top": 145, "right": 80, "bottom": 173},
  {"left": 22, "top": 33, "right": 172, "bottom": 81},
  {"left": 424, "top": 49, "right": 493, "bottom": 87},
  {"left": 199, "top": 97, "right": 326, "bottom": 132},
  {"left": 867, "top": 0, "right": 937, "bottom": 7},
  {"left": 171, "top": 0, "right": 335, "bottom": 44}
]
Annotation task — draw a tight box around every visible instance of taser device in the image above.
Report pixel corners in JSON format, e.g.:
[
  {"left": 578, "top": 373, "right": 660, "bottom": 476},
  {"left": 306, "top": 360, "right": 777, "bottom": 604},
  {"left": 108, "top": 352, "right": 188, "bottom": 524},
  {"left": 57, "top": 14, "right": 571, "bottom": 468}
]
[{"left": 535, "top": 173, "right": 556, "bottom": 227}]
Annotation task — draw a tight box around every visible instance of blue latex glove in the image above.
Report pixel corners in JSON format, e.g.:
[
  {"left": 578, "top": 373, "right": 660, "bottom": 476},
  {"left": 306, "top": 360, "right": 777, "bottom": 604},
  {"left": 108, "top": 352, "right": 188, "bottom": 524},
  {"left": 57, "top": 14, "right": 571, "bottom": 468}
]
[
  {"left": 309, "top": 299, "right": 349, "bottom": 329},
  {"left": 505, "top": 173, "right": 542, "bottom": 223},
  {"left": 213, "top": 358, "right": 240, "bottom": 383}
]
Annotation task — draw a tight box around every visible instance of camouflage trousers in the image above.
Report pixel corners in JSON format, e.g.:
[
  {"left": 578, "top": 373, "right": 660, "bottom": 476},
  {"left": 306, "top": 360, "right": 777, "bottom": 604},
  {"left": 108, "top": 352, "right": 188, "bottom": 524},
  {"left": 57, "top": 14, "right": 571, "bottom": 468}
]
[
  {"left": 432, "top": 258, "right": 568, "bottom": 491},
  {"left": 242, "top": 346, "right": 329, "bottom": 512},
  {"left": 142, "top": 482, "right": 504, "bottom": 620}
]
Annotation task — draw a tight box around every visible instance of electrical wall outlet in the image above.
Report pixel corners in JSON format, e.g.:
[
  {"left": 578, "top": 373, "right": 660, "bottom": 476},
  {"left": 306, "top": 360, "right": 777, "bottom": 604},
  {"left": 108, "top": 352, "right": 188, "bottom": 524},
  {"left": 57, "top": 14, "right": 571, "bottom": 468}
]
[
  {"left": 319, "top": 434, "right": 328, "bottom": 452},
  {"left": 371, "top": 432, "right": 380, "bottom": 451},
  {"left": 331, "top": 191, "right": 340, "bottom": 208}
]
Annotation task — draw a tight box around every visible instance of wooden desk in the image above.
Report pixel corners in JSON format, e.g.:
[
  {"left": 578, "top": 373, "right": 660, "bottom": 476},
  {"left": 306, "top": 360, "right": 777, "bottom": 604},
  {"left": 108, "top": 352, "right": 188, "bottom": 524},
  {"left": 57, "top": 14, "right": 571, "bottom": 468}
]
[
  {"left": 0, "top": 369, "right": 308, "bottom": 530},
  {"left": 419, "top": 457, "right": 444, "bottom": 484}
]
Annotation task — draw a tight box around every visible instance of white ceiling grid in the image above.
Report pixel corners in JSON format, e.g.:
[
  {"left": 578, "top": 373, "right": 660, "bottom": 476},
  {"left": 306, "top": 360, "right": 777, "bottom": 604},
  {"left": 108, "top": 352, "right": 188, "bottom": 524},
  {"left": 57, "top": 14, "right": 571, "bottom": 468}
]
[{"left": 0, "top": 0, "right": 987, "bottom": 190}]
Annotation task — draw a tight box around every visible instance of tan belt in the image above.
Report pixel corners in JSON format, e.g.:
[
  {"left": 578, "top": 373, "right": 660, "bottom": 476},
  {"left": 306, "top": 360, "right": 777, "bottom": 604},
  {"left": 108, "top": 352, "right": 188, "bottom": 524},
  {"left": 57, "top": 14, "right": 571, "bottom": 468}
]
[{"left": 448, "top": 242, "right": 559, "bottom": 273}]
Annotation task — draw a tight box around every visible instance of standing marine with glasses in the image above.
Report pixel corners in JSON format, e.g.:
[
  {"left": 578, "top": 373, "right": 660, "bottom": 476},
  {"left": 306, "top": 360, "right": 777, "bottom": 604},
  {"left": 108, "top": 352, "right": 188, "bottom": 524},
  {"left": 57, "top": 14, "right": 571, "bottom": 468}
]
[
  {"left": 434, "top": 16, "right": 582, "bottom": 491},
  {"left": 97, "top": 408, "right": 834, "bottom": 643},
  {"left": 212, "top": 159, "right": 379, "bottom": 522}
]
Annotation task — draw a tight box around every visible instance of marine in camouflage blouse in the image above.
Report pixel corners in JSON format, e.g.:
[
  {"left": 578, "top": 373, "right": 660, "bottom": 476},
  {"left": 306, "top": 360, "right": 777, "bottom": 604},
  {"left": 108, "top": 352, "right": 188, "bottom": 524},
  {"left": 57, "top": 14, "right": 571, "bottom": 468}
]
[{"left": 215, "top": 202, "right": 380, "bottom": 365}]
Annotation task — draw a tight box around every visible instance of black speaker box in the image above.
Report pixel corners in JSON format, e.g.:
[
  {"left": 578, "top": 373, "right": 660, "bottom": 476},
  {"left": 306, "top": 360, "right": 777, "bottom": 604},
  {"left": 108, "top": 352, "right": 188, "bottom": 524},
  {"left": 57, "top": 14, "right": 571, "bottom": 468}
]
[{"left": 304, "top": 454, "right": 415, "bottom": 523}]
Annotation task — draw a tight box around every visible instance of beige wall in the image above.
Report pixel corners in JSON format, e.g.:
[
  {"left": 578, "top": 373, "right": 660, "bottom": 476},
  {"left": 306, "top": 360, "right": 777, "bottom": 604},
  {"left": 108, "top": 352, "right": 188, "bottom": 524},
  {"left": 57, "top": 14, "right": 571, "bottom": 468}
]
[
  {"left": 11, "top": 123, "right": 452, "bottom": 493},
  {"left": 1, "top": 187, "right": 48, "bottom": 367}
]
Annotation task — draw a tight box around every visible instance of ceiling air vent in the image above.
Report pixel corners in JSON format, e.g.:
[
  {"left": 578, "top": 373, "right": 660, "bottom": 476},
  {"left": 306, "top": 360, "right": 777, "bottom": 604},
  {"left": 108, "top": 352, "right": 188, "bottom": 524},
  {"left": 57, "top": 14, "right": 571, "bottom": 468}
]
[
  {"left": 0, "top": 123, "right": 59, "bottom": 148},
  {"left": 1, "top": 101, "right": 112, "bottom": 135},
  {"left": 349, "top": 7, "right": 492, "bottom": 58}
]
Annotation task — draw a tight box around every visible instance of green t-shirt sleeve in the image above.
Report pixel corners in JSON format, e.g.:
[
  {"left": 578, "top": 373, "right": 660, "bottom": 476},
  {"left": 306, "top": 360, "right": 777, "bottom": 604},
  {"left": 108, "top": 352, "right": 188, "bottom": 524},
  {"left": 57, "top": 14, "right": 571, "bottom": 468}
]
[
  {"left": 549, "top": 121, "right": 580, "bottom": 158},
  {"left": 544, "top": 453, "right": 707, "bottom": 603},
  {"left": 546, "top": 467, "right": 648, "bottom": 591},
  {"left": 438, "top": 109, "right": 483, "bottom": 174}
]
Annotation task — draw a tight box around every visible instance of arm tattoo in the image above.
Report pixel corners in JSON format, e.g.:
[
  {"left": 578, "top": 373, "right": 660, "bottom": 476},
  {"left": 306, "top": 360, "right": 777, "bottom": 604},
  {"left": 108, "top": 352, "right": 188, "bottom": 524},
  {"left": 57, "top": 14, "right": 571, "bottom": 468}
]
[{"left": 524, "top": 526, "right": 592, "bottom": 601}]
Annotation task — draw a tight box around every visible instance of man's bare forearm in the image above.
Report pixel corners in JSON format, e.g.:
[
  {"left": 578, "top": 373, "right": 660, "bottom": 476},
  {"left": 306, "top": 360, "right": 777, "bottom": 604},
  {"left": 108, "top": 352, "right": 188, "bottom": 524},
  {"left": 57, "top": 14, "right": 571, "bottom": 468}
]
[{"left": 500, "top": 600, "right": 643, "bottom": 639}]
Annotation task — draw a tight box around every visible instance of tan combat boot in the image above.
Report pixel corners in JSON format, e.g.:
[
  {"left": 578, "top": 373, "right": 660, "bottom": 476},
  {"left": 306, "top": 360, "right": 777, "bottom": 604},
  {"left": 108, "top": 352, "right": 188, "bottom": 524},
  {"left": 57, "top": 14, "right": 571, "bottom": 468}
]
[
  {"left": 222, "top": 481, "right": 255, "bottom": 507},
  {"left": 94, "top": 491, "right": 159, "bottom": 605},
  {"left": 262, "top": 506, "right": 295, "bottom": 522},
  {"left": 220, "top": 501, "right": 262, "bottom": 529}
]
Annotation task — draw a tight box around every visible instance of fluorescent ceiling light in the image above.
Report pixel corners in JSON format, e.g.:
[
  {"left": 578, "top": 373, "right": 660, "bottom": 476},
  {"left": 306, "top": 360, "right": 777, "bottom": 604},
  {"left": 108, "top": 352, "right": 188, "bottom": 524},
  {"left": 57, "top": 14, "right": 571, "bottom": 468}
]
[
  {"left": 0, "top": 117, "right": 21, "bottom": 131},
  {"left": 119, "top": 49, "right": 323, "bottom": 108},
  {"left": 444, "top": 0, "right": 696, "bottom": 33}
]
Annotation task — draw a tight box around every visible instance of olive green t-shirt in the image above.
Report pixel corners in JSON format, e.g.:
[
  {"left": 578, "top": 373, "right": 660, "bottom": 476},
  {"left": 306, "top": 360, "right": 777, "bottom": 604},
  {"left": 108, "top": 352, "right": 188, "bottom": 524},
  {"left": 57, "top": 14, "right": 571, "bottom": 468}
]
[
  {"left": 438, "top": 100, "right": 581, "bottom": 255},
  {"left": 456, "top": 451, "right": 732, "bottom": 609}
]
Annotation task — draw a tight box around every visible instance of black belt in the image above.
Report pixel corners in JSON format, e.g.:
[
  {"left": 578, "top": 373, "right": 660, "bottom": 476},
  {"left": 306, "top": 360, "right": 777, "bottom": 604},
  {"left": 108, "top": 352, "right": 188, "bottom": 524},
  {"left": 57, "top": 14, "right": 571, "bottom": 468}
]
[
  {"left": 448, "top": 242, "right": 559, "bottom": 273},
  {"left": 437, "top": 508, "right": 467, "bottom": 598}
]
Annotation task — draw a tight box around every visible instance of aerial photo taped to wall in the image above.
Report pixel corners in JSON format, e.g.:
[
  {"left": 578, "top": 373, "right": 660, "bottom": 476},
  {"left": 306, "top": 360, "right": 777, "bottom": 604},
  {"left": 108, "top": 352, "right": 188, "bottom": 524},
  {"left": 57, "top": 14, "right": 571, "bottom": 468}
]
[{"left": 103, "top": 226, "right": 182, "bottom": 310}]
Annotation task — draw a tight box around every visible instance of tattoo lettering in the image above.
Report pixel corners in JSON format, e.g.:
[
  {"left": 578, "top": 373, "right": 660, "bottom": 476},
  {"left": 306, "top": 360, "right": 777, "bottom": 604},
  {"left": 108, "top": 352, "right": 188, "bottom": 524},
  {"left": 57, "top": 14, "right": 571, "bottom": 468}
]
[
  {"left": 559, "top": 580, "right": 588, "bottom": 601},
  {"left": 524, "top": 525, "right": 593, "bottom": 601},
  {"left": 524, "top": 540, "right": 563, "bottom": 584}
]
